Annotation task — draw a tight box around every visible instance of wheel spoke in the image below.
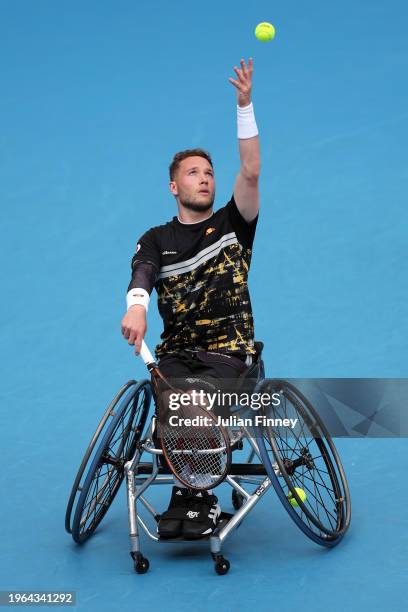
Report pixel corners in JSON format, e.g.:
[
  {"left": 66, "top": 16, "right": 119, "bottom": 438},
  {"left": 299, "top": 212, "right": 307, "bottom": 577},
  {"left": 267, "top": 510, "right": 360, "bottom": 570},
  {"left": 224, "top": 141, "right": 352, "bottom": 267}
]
[
  {"left": 261, "top": 380, "right": 350, "bottom": 539},
  {"left": 72, "top": 382, "right": 151, "bottom": 542}
]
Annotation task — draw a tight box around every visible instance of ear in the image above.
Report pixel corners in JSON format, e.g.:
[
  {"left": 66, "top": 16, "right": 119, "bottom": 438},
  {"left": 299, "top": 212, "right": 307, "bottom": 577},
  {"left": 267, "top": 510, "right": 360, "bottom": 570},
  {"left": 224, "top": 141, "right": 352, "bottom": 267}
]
[{"left": 169, "top": 180, "right": 178, "bottom": 196}]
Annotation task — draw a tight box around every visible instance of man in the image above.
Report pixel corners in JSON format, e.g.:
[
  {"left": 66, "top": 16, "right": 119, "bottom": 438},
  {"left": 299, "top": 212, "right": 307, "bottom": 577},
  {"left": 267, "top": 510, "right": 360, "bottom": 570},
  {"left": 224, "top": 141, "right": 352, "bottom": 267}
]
[{"left": 121, "top": 58, "right": 260, "bottom": 539}]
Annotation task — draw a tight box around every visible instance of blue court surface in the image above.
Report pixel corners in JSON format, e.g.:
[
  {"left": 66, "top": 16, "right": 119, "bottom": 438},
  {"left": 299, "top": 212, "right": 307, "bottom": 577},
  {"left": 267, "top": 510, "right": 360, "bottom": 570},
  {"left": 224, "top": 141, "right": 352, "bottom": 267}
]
[{"left": 1, "top": 0, "right": 407, "bottom": 610}]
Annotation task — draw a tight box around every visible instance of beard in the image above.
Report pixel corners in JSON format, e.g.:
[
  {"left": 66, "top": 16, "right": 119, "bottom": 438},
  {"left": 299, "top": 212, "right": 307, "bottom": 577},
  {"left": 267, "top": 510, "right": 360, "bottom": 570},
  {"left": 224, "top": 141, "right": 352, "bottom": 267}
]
[{"left": 179, "top": 192, "right": 215, "bottom": 213}]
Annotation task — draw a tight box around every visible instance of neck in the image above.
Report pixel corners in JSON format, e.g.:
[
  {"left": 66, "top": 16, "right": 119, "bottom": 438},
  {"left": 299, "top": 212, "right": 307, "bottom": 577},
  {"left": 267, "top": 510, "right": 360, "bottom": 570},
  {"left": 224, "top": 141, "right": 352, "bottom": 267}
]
[{"left": 177, "top": 208, "right": 214, "bottom": 224}]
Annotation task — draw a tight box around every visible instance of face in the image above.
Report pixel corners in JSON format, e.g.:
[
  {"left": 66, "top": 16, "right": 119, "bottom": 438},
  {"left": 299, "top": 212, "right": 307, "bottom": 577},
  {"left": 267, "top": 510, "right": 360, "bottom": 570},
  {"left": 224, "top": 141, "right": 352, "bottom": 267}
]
[{"left": 169, "top": 156, "right": 215, "bottom": 213}]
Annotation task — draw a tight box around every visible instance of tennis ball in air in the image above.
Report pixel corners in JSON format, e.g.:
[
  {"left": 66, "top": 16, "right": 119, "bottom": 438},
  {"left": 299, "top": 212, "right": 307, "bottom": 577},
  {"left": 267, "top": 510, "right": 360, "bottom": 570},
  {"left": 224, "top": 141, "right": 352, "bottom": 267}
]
[
  {"left": 288, "top": 487, "right": 307, "bottom": 507},
  {"left": 255, "top": 22, "right": 275, "bottom": 42}
]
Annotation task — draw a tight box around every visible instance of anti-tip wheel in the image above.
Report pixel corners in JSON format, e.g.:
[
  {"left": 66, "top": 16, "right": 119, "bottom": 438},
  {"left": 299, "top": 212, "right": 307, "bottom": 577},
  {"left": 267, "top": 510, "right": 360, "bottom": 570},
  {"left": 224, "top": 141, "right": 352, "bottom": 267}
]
[
  {"left": 214, "top": 557, "right": 230, "bottom": 575},
  {"left": 134, "top": 555, "right": 150, "bottom": 574}
]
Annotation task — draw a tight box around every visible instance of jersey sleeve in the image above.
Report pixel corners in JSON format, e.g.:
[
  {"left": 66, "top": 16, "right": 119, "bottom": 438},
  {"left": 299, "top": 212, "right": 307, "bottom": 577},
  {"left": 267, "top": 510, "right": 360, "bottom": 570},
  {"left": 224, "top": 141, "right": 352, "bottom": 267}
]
[
  {"left": 130, "top": 228, "right": 161, "bottom": 273},
  {"left": 127, "top": 228, "right": 161, "bottom": 294},
  {"left": 226, "top": 194, "right": 258, "bottom": 249}
]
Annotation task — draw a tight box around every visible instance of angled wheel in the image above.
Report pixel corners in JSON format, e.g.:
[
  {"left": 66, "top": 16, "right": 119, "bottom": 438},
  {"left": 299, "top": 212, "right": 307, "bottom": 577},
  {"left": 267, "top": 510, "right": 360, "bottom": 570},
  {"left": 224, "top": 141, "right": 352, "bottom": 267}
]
[
  {"left": 65, "top": 380, "right": 137, "bottom": 534},
  {"left": 65, "top": 379, "right": 152, "bottom": 543},
  {"left": 257, "top": 379, "right": 351, "bottom": 547}
]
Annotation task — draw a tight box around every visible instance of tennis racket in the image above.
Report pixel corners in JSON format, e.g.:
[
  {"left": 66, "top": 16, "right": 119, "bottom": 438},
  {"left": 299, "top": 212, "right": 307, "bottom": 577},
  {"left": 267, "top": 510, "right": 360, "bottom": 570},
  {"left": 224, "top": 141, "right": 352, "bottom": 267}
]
[{"left": 139, "top": 341, "right": 231, "bottom": 490}]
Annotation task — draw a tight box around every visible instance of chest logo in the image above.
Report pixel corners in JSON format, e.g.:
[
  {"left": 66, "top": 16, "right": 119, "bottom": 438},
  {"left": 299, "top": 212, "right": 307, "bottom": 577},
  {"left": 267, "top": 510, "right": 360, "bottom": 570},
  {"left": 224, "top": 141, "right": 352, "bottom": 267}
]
[
  {"left": 162, "top": 250, "right": 177, "bottom": 255},
  {"left": 205, "top": 227, "right": 216, "bottom": 236}
]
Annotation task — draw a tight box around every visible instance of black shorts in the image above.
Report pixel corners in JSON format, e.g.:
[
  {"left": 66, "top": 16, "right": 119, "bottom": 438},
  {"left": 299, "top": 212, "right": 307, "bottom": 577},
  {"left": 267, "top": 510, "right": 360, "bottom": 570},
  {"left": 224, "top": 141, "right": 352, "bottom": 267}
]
[
  {"left": 158, "top": 349, "right": 248, "bottom": 382},
  {"left": 153, "top": 351, "right": 259, "bottom": 460},
  {"left": 156, "top": 350, "right": 258, "bottom": 420}
]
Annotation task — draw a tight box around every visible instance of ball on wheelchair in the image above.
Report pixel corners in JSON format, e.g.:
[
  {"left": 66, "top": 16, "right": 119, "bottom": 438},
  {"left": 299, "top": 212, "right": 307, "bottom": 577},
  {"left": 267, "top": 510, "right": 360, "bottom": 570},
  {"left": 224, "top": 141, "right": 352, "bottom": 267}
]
[{"left": 288, "top": 487, "right": 307, "bottom": 507}]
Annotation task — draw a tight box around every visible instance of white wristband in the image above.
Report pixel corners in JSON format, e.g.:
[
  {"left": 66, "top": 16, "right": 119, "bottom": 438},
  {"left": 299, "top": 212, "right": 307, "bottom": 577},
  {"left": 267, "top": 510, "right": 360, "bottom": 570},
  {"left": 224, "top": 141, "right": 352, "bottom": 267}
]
[
  {"left": 126, "top": 288, "right": 150, "bottom": 312},
  {"left": 237, "top": 102, "right": 259, "bottom": 139}
]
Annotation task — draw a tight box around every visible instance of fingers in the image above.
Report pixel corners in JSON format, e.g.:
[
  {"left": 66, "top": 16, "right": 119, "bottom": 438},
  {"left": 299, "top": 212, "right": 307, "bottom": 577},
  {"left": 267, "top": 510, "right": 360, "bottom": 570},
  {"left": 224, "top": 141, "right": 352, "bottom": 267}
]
[
  {"left": 121, "top": 323, "right": 143, "bottom": 353},
  {"left": 230, "top": 57, "right": 253, "bottom": 93},
  {"left": 134, "top": 334, "right": 143, "bottom": 355},
  {"left": 121, "top": 309, "right": 147, "bottom": 355},
  {"left": 123, "top": 328, "right": 143, "bottom": 354},
  {"left": 228, "top": 76, "right": 241, "bottom": 89},
  {"left": 233, "top": 66, "right": 246, "bottom": 84},
  {"left": 240, "top": 58, "right": 248, "bottom": 78},
  {"left": 128, "top": 330, "right": 137, "bottom": 345},
  {"left": 234, "top": 58, "right": 253, "bottom": 80}
]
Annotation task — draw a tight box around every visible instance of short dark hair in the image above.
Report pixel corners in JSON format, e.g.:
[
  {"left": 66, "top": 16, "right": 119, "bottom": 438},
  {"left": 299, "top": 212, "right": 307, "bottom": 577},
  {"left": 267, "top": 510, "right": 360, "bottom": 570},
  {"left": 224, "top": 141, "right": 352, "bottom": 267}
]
[{"left": 169, "top": 148, "right": 213, "bottom": 181}]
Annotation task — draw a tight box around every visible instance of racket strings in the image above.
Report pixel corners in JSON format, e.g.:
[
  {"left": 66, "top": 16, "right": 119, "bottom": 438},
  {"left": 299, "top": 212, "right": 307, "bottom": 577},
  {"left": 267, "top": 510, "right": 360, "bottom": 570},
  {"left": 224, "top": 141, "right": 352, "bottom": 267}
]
[
  {"left": 163, "top": 422, "right": 227, "bottom": 486},
  {"left": 154, "top": 377, "right": 231, "bottom": 490}
]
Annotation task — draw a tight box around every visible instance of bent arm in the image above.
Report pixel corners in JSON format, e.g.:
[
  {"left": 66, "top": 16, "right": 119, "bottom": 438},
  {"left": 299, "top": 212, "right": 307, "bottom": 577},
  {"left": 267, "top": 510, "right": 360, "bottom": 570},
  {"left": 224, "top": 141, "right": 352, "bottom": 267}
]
[
  {"left": 122, "top": 255, "right": 158, "bottom": 355},
  {"left": 127, "top": 261, "right": 158, "bottom": 310}
]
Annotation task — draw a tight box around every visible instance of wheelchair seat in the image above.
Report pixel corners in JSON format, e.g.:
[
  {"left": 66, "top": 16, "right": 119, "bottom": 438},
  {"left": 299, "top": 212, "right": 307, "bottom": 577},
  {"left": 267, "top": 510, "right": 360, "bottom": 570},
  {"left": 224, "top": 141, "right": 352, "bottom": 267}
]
[{"left": 239, "top": 340, "right": 265, "bottom": 383}]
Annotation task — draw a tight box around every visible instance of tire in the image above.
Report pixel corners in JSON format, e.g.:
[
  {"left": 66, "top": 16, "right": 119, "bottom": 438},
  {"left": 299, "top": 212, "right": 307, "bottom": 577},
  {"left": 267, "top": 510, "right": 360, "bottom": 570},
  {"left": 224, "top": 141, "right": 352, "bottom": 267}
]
[
  {"left": 66, "top": 380, "right": 152, "bottom": 543},
  {"left": 258, "top": 379, "right": 351, "bottom": 547}
]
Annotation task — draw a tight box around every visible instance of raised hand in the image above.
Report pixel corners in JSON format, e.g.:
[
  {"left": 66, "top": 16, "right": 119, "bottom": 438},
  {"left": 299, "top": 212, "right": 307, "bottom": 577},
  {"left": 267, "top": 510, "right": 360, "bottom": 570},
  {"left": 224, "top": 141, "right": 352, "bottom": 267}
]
[{"left": 229, "top": 58, "right": 253, "bottom": 107}]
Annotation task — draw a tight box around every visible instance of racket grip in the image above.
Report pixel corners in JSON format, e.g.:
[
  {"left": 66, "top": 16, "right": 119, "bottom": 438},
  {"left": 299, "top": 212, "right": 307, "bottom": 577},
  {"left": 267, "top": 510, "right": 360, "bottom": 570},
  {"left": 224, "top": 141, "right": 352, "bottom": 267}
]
[{"left": 140, "top": 340, "right": 156, "bottom": 366}]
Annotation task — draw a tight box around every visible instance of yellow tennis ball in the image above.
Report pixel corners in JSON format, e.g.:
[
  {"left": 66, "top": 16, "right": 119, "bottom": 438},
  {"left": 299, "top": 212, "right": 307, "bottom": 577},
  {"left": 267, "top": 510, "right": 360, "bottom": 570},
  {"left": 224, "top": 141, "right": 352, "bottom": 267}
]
[
  {"left": 255, "top": 22, "right": 275, "bottom": 42},
  {"left": 288, "top": 487, "right": 307, "bottom": 507}
]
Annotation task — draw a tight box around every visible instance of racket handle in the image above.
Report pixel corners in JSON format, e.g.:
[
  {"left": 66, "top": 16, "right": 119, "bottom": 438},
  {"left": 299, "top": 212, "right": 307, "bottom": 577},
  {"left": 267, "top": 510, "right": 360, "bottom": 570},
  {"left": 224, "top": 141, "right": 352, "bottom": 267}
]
[{"left": 140, "top": 340, "right": 156, "bottom": 367}]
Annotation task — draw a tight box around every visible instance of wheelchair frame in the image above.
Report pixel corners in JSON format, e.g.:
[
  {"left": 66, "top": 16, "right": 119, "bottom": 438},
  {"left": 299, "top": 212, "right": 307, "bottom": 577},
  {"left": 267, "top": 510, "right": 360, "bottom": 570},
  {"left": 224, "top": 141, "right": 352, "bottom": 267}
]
[
  {"left": 66, "top": 342, "right": 351, "bottom": 576},
  {"left": 125, "top": 415, "right": 275, "bottom": 574}
]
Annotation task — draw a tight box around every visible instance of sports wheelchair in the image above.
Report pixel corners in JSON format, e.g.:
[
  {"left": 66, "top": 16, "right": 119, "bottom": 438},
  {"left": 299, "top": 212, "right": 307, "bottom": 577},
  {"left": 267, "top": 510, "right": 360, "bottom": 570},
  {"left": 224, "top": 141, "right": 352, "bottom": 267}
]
[{"left": 65, "top": 341, "right": 351, "bottom": 575}]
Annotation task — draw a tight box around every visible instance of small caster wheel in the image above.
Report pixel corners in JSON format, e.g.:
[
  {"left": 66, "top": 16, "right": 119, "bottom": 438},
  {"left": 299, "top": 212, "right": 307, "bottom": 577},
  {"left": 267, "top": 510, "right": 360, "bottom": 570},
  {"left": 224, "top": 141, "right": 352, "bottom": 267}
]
[
  {"left": 232, "top": 489, "right": 244, "bottom": 510},
  {"left": 133, "top": 555, "right": 150, "bottom": 574},
  {"left": 214, "top": 557, "right": 230, "bottom": 575}
]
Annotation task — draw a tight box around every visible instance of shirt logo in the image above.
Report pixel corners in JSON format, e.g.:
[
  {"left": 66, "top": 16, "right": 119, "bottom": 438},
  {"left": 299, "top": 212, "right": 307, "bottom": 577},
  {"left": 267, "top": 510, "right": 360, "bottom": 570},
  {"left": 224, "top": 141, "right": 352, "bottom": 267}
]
[
  {"left": 205, "top": 227, "right": 215, "bottom": 236},
  {"left": 162, "top": 250, "right": 177, "bottom": 255},
  {"left": 136, "top": 243, "right": 141, "bottom": 253}
]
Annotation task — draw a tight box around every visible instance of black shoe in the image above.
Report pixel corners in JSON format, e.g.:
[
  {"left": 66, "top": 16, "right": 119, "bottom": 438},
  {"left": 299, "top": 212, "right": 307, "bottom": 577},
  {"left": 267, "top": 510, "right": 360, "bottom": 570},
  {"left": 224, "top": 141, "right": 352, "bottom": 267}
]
[
  {"left": 182, "top": 490, "right": 221, "bottom": 540},
  {"left": 157, "top": 486, "right": 189, "bottom": 539}
]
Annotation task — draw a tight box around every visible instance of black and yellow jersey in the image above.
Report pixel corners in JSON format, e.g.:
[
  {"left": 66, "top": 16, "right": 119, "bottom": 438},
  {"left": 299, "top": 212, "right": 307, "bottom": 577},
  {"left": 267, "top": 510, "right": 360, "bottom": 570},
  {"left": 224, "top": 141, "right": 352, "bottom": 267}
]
[{"left": 129, "top": 194, "right": 258, "bottom": 359}]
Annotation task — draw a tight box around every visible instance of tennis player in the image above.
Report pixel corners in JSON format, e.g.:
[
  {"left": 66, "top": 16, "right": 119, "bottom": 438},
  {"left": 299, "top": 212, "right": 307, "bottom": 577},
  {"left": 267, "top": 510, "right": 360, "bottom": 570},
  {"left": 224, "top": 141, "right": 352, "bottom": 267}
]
[{"left": 121, "top": 58, "right": 260, "bottom": 539}]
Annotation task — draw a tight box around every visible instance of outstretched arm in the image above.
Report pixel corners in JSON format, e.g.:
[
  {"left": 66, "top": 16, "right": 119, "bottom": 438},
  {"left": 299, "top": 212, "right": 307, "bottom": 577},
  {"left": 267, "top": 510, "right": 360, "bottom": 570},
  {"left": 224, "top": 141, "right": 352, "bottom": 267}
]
[{"left": 229, "top": 57, "right": 260, "bottom": 223}]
